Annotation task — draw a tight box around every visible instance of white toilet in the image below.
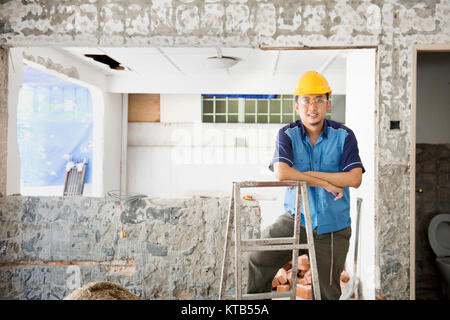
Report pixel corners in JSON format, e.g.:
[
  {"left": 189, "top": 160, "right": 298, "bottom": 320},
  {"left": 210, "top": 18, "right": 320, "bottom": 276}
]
[{"left": 428, "top": 213, "right": 450, "bottom": 299}]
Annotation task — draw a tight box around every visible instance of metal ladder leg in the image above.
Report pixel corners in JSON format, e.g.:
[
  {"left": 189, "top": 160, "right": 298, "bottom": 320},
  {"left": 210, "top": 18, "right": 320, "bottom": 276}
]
[
  {"left": 301, "top": 181, "right": 321, "bottom": 300},
  {"left": 288, "top": 183, "right": 301, "bottom": 300}
]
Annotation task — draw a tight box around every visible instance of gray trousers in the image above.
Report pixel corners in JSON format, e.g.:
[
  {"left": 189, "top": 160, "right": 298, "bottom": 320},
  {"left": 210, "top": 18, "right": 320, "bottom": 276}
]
[{"left": 245, "top": 212, "right": 351, "bottom": 300}]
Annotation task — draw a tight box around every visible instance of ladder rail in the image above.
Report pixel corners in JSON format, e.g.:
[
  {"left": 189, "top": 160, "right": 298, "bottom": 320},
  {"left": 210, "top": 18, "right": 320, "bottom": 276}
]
[
  {"left": 301, "top": 183, "right": 321, "bottom": 300},
  {"left": 289, "top": 184, "right": 302, "bottom": 300}
]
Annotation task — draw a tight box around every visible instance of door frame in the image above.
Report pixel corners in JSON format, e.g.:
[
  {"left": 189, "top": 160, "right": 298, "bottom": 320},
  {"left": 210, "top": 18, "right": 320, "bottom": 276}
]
[{"left": 410, "top": 44, "right": 450, "bottom": 300}]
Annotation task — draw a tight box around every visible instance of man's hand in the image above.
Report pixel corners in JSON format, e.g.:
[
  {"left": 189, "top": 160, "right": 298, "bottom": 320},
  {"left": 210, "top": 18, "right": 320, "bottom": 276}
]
[{"left": 324, "top": 182, "right": 344, "bottom": 201}]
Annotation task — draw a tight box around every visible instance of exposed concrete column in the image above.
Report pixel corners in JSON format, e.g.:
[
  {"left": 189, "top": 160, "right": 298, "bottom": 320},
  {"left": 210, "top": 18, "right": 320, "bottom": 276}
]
[{"left": 0, "top": 46, "right": 8, "bottom": 196}]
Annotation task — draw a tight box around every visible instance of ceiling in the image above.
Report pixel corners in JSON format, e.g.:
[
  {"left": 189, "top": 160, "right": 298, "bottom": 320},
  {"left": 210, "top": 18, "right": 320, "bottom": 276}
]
[
  {"left": 60, "top": 47, "right": 346, "bottom": 76},
  {"left": 57, "top": 47, "right": 349, "bottom": 94}
]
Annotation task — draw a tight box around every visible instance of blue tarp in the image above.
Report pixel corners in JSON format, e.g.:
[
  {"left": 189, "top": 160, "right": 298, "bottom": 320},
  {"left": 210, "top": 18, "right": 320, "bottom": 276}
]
[
  {"left": 17, "top": 66, "right": 93, "bottom": 187},
  {"left": 201, "top": 94, "right": 277, "bottom": 99}
]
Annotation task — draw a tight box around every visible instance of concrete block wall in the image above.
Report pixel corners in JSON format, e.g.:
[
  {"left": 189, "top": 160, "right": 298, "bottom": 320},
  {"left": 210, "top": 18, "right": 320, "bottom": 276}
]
[
  {"left": 0, "top": 195, "right": 261, "bottom": 299},
  {"left": 1, "top": 0, "right": 450, "bottom": 299}
]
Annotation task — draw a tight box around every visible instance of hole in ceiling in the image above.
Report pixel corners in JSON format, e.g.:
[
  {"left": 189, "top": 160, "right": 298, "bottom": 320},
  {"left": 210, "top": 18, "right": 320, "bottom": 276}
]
[{"left": 84, "top": 54, "right": 125, "bottom": 70}]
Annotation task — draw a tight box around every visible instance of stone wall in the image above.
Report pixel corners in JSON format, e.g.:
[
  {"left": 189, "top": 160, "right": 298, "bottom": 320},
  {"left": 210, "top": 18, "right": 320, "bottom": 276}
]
[
  {"left": 1, "top": 0, "right": 450, "bottom": 299},
  {"left": 0, "top": 46, "right": 7, "bottom": 197},
  {"left": 0, "top": 195, "right": 261, "bottom": 299}
]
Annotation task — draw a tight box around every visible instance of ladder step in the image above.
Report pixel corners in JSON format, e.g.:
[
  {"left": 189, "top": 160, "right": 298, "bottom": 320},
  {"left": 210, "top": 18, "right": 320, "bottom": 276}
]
[
  {"left": 237, "top": 181, "right": 304, "bottom": 188},
  {"left": 241, "top": 244, "right": 310, "bottom": 252},
  {"left": 241, "top": 237, "right": 297, "bottom": 245}
]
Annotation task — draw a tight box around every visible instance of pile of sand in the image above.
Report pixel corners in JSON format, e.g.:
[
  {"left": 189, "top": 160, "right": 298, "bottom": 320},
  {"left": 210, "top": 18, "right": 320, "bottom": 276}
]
[{"left": 64, "top": 281, "right": 142, "bottom": 300}]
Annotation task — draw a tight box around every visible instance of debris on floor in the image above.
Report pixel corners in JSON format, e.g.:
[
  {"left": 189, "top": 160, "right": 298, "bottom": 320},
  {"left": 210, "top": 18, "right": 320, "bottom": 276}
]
[
  {"left": 271, "top": 254, "right": 350, "bottom": 299},
  {"left": 64, "top": 281, "right": 142, "bottom": 300}
]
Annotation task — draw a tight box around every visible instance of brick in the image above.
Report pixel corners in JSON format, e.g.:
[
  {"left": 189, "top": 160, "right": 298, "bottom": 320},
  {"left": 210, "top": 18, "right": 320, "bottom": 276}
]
[
  {"left": 272, "top": 277, "right": 280, "bottom": 289},
  {"left": 276, "top": 284, "right": 291, "bottom": 292},
  {"left": 298, "top": 254, "right": 309, "bottom": 265},
  {"left": 177, "top": 291, "right": 189, "bottom": 299},
  {"left": 298, "top": 254, "right": 310, "bottom": 271},
  {"left": 275, "top": 267, "right": 288, "bottom": 284},
  {"left": 296, "top": 284, "right": 312, "bottom": 299},
  {"left": 298, "top": 269, "right": 311, "bottom": 285},
  {"left": 282, "top": 261, "right": 292, "bottom": 271},
  {"left": 286, "top": 269, "right": 293, "bottom": 285},
  {"left": 340, "top": 270, "right": 350, "bottom": 283}
]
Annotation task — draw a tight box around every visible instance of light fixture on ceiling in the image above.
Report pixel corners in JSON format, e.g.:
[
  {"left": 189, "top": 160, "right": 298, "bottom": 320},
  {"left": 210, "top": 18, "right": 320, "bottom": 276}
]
[
  {"left": 204, "top": 47, "right": 239, "bottom": 69},
  {"left": 204, "top": 56, "right": 239, "bottom": 69}
]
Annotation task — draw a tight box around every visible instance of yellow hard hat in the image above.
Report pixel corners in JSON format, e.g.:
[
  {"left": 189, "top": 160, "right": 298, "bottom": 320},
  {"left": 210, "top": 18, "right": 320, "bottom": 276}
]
[{"left": 294, "top": 71, "right": 332, "bottom": 96}]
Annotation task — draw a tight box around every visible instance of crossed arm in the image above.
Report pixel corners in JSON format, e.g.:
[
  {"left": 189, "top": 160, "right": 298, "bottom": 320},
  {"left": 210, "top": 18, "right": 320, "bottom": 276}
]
[{"left": 273, "top": 162, "right": 362, "bottom": 200}]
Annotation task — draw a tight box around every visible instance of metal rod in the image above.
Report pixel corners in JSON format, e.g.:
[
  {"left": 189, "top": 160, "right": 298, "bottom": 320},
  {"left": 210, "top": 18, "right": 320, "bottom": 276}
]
[
  {"left": 234, "top": 182, "right": 242, "bottom": 299},
  {"left": 63, "top": 171, "right": 69, "bottom": 196},
  {"left": 80, "top": 165, "right": 87, "bottom": 195},
  {"left": 68, "top": 169, "right": 74, "bottom": 196}
]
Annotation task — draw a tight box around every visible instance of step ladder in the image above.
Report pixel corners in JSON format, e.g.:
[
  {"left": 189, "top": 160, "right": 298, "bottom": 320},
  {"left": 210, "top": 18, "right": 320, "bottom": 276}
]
[{"left": 218, "top": 180, "right": 321, "bottom": 300}]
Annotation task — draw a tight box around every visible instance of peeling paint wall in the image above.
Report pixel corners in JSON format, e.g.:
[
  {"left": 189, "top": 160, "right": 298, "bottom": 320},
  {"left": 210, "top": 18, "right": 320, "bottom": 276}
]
[
  {"left": 0, "top": 47, "right": 7, "bottom": 197},
  {"left": 0, "top": 195, "right": 261, "bottom": 299},
  {"left": 0, "top": 0, "right": 450, "bottom": 299}
]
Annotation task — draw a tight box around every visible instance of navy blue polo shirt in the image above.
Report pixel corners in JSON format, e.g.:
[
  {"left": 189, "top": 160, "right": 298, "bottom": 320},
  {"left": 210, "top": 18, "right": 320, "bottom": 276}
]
[{"left": 269, "top": 119, "right": 365, "bottom": 235}]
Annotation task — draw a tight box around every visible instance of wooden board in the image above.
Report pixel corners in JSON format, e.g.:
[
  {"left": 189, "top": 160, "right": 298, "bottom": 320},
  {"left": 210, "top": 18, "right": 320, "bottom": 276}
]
[{"left": 128, "top": 94, "right": 160, "bottom": 122}]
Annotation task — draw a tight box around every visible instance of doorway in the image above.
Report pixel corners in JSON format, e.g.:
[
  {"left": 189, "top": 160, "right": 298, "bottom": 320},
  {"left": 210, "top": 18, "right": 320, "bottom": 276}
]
[
  {"left": 412, "top": 46, "right": 450, "bottom": 300},
  {"left": 5, "top": 45, "right": 378, "bottom": 299}
]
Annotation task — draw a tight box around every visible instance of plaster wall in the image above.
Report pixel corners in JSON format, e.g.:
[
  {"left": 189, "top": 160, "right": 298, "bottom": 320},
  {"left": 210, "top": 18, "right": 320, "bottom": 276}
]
[
  {"left": 1, "top": 0, "right": 450, "bottom": 299},
  {"left": 160, "top": 94, "right": 202, "bottom": 123}
]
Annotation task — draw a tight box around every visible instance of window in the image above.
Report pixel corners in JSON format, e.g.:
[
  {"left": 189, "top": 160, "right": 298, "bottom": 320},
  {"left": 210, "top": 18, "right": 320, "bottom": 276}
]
[
  {"left": 202, "top": 94, "right": 343, "bottom": 124},
  {"left": 17, "top": 65, "right": 93, "bottom": 195}
]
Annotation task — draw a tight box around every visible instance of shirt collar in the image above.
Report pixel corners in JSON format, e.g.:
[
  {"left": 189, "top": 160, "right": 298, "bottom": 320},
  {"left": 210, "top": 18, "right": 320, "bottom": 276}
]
[{"left": 298, "top": 119, "right": 329, "bottom": 140}]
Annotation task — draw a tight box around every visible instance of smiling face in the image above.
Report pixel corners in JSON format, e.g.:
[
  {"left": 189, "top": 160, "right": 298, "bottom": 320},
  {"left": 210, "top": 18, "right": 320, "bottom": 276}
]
[{"left": 294, "top": 94, "right": 331, "bottom": 128}]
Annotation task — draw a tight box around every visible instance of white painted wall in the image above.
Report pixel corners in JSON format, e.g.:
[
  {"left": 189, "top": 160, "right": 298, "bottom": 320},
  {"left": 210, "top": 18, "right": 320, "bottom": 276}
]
[
  {"left": 160, "top": 94, "right": 201, "bottom": 123},
  {"left": 103, "top": 92, "right": 123, "bottom": 194},
  {"left": 345, "top": 49, "right": 376, "bottom": 300},
  {"left": 416, "top": 52, "right": 450, "bottom": 144},
  {"left": 6, "top": 48, "right": 22, "bottom": 195},
  {"left": 7, "top": 47, "right": 122, "bottom": 197},
  {"left": 127, "top": 121, "right": 287, "bottom": 227}
]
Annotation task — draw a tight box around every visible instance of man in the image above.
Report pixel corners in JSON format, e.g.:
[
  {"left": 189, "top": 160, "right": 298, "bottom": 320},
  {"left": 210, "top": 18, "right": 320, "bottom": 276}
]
[{"left": 246, "top": 71, "right": 365, "bottom": 300}]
